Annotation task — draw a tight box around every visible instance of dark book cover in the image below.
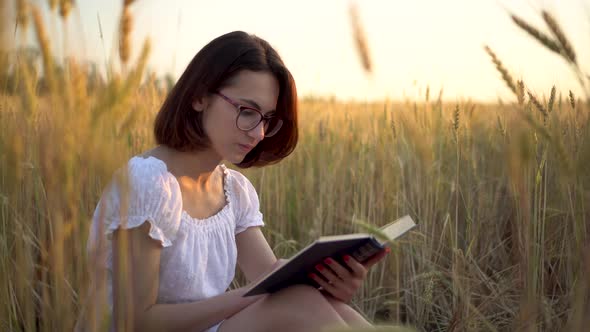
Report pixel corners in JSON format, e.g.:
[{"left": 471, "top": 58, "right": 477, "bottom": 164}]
[{"left": 243, "top": 215, "right": 416, "bottom": 297}]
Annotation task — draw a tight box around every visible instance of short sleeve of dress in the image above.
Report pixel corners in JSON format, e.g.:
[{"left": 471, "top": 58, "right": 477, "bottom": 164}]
[
  {"left": 226, "top": 168, "right": 265, "bottom": 235},
  {"left": 90, "top": 157, "right": 183, "bottom": 249}
]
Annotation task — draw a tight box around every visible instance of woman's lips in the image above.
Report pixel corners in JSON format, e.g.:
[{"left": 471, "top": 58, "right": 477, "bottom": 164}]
[{"left": 238, "top": 143, "right": 254, "bottom": 152}]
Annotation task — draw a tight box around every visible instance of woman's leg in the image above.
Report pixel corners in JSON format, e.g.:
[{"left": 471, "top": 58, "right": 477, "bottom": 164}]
[
  {"left": 218, "top": 285, "right": 347, "bottom": 332},
  {"left": 324, "top": 295, "right": 373, "bottom": 327}
]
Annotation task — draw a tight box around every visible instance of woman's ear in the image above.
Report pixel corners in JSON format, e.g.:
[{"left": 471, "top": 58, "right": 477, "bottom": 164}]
[{"left": 191, "top": 98, "right": 207, "bottom": 112}]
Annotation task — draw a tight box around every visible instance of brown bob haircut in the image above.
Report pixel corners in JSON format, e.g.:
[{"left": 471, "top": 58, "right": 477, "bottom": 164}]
[{"left": 154, "top": 31, "right": 298, "bottom": 168}]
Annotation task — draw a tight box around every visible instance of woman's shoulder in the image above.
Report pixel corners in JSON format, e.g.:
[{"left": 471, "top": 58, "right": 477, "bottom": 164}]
[
  {"left": 127, "top": 155, "right": 169, "bottom": 178},
  {"left": 91, "top": 155, "right": 183, "bottom": 249},
  {"left": 222, "top": 166, "right": 264, "bottom": 230},
  {"left": 222, "top": 166, "right": 260, "bottom": 203},
  {"left": 126, "top": 146, "right": 171, "bottom": 175},
  {"left": 223, "top": 166, "right": 254, "bottom": 191},
  {"left": 104, "top": 155, "right": 179, "bottom": 199}
]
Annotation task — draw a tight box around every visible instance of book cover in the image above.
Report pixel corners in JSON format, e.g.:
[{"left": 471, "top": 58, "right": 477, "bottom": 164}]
[{"left": 243, "top": 215, "right": 416, "bottom": 297}]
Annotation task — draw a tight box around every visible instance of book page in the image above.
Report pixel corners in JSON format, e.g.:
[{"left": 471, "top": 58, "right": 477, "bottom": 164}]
[{"left": 378, "top": 215, "right": 416, "bottom": 245}]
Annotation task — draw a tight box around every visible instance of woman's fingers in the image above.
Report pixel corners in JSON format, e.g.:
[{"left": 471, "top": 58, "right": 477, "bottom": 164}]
[
  {"left": 309, "top": 272, "right": 336, "bottom": 290},
  {"left": 341, "top": 255, "right": 368, "bottom": 279},
  {"left": 362, "top": 247, "right": 390, "bottom": 269},
  {"left": 308, "top": 272, "right": 350, "bottom": 302},
  {"left": 321, "top": 258, "right": 352, "bottom": 280},
  {"left": 306, "top": 248, "right": 392, "bottom": 303},
  {"left": 314, "top": 262, "right": 343, "bottom": 284}
]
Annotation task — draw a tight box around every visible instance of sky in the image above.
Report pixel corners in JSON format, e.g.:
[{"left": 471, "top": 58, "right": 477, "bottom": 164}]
[{"left": 13, "top": 0, "right": 590, "bottom": 102}]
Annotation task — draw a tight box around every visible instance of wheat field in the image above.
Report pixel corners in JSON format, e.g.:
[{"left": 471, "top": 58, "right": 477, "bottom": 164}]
[{"left": 1, "top": 1, "right": 589, "bottom": 331}]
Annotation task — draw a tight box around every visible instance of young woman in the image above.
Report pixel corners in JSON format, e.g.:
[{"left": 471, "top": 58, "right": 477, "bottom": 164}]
[{"left": 85, "top": 31, "right": 389, "bottom": 332}]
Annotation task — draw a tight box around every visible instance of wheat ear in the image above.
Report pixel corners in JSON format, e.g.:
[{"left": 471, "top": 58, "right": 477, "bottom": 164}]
[
  {"left": 511, "top": 14, "right": 561, "bottom": 55},
  {"left": 548, "top": 86, "right": 556, "bottom": 113},
  {"left": 528, "top": 91, "right": 548, "bottom": 117},
  {"left": 568, "top": 91, "right": 576, "bottom": 110},
  {"left": 349, "top": 3, "right": 372, "bottom": 74},
  {"left": 542, "top": 11, "right": 577, "bottom": 65},
  {"left": 484, "top": 46, "right": 517, "bottom": 98},
  {"left": 59, "top": 0, "right": 72, "bottom": 19},
  {"left": 119, "top": 1, "right": 133, "bottom": 65}
]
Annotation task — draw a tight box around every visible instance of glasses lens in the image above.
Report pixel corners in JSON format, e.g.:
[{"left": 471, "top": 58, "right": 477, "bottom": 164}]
[
  {"left": 237, "top": 108, "right": 261, "bottom": 130},
  {"left": 237, "top": 107, "right": 283, "bottom": 137},
  {"left": 264, "top": 118, "right": 283, "bottom": 137}
]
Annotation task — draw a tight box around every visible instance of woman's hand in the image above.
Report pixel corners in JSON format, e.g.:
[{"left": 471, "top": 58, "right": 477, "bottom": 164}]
[{"left": 307, "top": 248, "right": 390, "bottom": 303}]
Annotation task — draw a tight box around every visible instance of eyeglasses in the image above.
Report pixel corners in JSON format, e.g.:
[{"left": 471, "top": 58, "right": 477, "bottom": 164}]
[{"left": 215, "top": 91, "right": 283, "bottom": 137}]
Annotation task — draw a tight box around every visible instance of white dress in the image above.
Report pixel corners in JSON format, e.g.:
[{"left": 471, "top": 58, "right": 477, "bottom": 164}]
[{"left": 87, "top": 156, "right": 265, "bottom": 332}]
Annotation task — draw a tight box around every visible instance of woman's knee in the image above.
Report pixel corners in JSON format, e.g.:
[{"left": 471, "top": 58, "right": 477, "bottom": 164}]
[
  {"left": 219, "top": 286, "right": 346, "bottom": 332},
  {"left": 267, "top": 285, "right": 327, "bottom": 309},
  {"left": 268, "top": 284, "right": 322, "bottom": 301},
  {"left": 325, "top": 296, "right": 353, "bottom": 313},
  {"left": 265, "top": 285, "right": 343, "bottom": 322},
  {"left": 324, "top": 296, "right": 372, "bottom": 327}
]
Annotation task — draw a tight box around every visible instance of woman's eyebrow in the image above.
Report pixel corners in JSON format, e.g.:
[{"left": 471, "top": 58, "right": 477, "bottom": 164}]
[
  {"left": 238, "top": 98, "right": 262, "bottom": 109},
  {"left": 239, "top": 98, "right": 276, "bottom": 114}
]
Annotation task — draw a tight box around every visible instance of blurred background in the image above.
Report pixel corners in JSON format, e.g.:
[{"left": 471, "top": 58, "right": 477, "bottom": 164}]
[{"left": 5, "top": 0, "right": 590, "bottom": 101}]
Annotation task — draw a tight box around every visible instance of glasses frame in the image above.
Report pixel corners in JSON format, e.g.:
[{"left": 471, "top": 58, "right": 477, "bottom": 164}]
[{"left": 215, "top": 91, "right": 283, "bottom": 137}]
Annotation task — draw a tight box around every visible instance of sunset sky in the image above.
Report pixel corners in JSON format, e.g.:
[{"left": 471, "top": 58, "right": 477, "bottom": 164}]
[{"left": 20, "top": 0, "right": 590, "bottom": 102}]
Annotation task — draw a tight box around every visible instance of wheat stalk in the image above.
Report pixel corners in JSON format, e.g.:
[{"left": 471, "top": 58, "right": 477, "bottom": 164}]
[
  {"left": 390, "top": 113, "right": 397, "bottom": 139},
  {"left": 569, "top": 91, "right": 576, "bottom": 110},
  {"left": 542, "top": 11, "right": 577, "bottom": 65},
  {"left": 318, "top": 119, "right": 326, "bottom": 142},
  {"left": 16, "top": 0, "right": 29, "bottom": 32},
  {"left": 59, "top": 0, "right": 72, "bottom": 20},
  {"left": 528, "top": 91, "right": 548, "bottom": 123},
  {"left": 548, "top": 86, "right": 556, "bottom": 113},
  {"left": 511, "top": 10, "right": 588, "bottom": 101},
  {"left": 453, "top": 105, "right": 460, "bottom": 133},
  {"left": 1, "top": 1, "right": 9, "bottom": 46},
  {"left": 511, "top": 14, "right": 562, "bottom": 56},
  {"left": 349, "top": 3, "right": 372, "bottom": 74},
  {"left": 119, "top": 2, "right": 133, "bottom": 66},
  {"left": 497, "top": 115, "right": 506, "bottom": 137},
  {"left": 484, "top": 46, "right": 517, "bottom": 98},
  {"left": 517, "top": 80, "right": 526, "bottom": 106},
  {"left": 17, "top": 59, "right": 37, "bottom": 120},
  {"left": 48, "top": 0, "right": 58, "bottom": 11},
  {"left": 32, "top": 5, "right": 55, "bottom": 93}
]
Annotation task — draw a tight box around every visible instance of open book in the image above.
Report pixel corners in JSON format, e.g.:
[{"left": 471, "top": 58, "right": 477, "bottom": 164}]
[{"left": 243, "top": 215, "right": 416, "bottom": 297}]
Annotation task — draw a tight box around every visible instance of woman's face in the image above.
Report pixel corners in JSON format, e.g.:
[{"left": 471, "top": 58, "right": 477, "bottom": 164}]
[{"left": 193, "top": 70, "right": 280, "bottom": 164}]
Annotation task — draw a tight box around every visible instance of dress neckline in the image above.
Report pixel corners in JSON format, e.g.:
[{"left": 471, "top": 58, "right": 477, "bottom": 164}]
[{"left": 130, "top": 155, "right": 232, "bottom": 223}]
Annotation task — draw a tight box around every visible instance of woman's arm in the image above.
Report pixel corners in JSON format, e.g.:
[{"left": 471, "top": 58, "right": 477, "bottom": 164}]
[
  {"left": 235, "top": 227, "right": 278, "bottom": 282},
  {"left": 111, "top": 222, "right": 264, "bottom": 332}
]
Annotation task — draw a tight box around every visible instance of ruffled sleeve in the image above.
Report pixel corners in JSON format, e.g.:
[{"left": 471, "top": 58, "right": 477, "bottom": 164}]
[
  {"left": 91, "top": 157, "right": 182, "bottom": 248},
  {"left": 226, "top": 168, "right": 265, "bottom": 235}
]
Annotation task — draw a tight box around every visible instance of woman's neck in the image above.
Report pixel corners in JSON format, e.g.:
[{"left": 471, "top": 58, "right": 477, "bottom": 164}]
[{"left": 150, "top": 145, "right": 222, "bottom": 185}]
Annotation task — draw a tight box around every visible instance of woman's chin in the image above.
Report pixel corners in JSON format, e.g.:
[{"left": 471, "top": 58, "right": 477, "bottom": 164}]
[
  {"left": 220, "top": 144, "right": 252, "bottom": 164},
  {"left": 224, "top": 152, "right": 248, "bottom": 165}
]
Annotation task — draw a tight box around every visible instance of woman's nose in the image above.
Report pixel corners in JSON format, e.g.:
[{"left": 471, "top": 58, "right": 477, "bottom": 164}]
[{"left": 248, "top": 120, "right": 265, "bottom": 141}]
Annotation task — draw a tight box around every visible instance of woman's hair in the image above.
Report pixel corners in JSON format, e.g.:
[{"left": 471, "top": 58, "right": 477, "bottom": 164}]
[{"left": 154, "top": 31, "right": 298, "bottom": 168}]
